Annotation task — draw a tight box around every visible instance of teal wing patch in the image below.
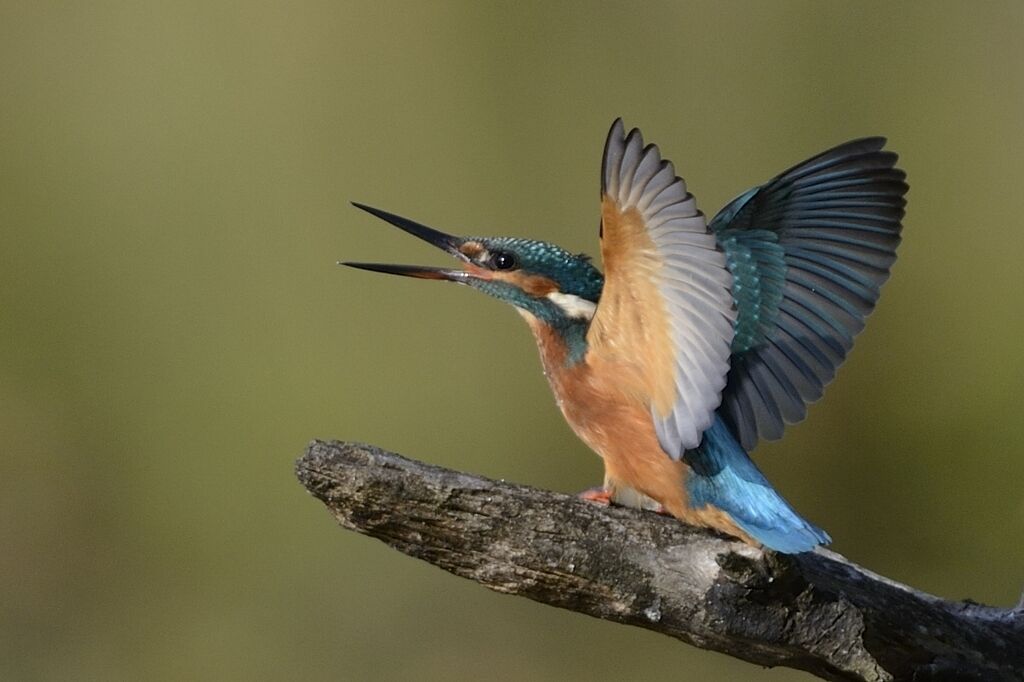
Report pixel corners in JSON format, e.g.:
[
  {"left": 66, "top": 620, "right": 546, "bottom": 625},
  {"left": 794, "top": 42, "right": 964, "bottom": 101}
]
[{"left": 711, "top": 138, "right": 908, "bottom": 451}]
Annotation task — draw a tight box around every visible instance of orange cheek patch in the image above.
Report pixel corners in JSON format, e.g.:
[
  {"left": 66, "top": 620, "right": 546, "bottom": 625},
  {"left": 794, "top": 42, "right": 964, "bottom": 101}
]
[
  {"left": 466, "top": 263, "right": 492, "bottom": 279},
  {"left": 491, "top": 271, "right": 559, "bottom": 296},
  {"left": 463, "top": 263, "right": 558, "bottom": 297}
]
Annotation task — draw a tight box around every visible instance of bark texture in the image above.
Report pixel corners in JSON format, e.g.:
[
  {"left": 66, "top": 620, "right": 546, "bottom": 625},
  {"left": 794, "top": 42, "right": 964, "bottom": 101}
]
[{"left": 295, "top": 440, "right": 1024, "bottom": 682}]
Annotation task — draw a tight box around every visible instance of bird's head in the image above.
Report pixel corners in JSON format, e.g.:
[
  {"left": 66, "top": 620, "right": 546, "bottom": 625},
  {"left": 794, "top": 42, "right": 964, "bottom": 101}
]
[{"left": 344, "top": 203, "right": 604, "bottom": 327}]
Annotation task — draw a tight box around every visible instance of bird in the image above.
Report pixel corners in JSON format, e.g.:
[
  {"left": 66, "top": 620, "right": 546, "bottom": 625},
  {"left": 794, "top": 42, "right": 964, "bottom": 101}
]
[{"left": 343, "top": 119, "right": 907, "bottom": 554}]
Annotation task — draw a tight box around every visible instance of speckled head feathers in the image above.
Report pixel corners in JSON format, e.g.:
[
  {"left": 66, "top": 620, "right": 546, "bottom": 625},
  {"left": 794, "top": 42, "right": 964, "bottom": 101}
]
[{"left": 342, "top": 204, "right": 604, "bottom": 326}]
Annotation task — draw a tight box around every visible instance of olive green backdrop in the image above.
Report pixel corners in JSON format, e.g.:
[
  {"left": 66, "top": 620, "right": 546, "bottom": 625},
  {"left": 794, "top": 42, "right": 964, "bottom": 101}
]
[{"left": 3, "top": 2, "right": 1023, "bottom": 680}]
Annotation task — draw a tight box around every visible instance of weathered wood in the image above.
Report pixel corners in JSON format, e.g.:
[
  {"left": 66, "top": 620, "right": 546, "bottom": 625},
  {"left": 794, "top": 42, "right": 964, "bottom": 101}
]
[{"left": 295, "top": 440, "right": 1024, "bottom": 681}]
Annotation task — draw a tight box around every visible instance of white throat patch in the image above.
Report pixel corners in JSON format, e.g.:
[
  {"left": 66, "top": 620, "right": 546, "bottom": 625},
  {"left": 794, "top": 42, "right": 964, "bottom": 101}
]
[{"left": 546, "top": 292, "right": 597, "bottom": 320}]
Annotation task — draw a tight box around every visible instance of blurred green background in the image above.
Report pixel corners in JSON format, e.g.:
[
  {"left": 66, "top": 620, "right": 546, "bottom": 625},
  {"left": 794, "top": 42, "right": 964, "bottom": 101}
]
[{"left": 2, "top": 2, "right": 1023, "bottom": 680}]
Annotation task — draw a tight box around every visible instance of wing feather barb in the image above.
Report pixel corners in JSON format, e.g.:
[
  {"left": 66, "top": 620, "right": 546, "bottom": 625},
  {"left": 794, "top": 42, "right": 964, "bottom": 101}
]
[
  {"left": 712, "top": 137, "right": 907, "bottom": 449},
  {"left": 588, "top": 120, "right": 736, "bottom": 457}
]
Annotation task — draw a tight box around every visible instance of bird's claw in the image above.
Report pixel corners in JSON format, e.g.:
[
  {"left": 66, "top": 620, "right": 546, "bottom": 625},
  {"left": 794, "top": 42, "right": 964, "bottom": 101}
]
[
  {"left": 578, "top": 487, "right": 672, "bottom": 516},
  {"left": 578, "top": 487, "right": 613, "bottom": 505}
]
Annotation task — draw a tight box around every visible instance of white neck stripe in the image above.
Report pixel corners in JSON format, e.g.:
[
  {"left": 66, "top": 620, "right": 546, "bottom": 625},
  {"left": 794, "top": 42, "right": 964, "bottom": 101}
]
[{"left": 546, "top": 292, "right": 597, "bottom": 320}]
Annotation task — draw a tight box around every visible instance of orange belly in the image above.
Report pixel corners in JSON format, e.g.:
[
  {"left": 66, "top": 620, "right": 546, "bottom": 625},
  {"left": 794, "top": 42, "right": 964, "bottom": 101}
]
[{"left": 523, "top": 317, "right": 752, "bottom": 543}]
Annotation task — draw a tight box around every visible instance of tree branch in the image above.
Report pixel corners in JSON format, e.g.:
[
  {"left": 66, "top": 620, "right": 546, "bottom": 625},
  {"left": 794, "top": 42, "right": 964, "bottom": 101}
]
[{"left": 295, "top": 440, "right": 1024, "bottom": 682}]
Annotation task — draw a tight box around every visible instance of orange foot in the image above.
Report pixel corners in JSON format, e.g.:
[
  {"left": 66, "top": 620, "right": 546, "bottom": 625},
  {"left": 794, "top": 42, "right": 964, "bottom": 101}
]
[
  {"left": 578, "top": 488, "right": 671, "bottom": 516},
  {"left": 578, "top": 487, "right": 613, "bottom": 505}
]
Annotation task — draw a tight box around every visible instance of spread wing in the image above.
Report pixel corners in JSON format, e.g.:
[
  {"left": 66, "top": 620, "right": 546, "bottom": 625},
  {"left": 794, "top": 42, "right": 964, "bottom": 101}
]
[
  {"left": 587, "top": 120, "right": 736, "bottom": 458},
  {"left": 711, "top": 137, "right": 908, "bottom": 450}
]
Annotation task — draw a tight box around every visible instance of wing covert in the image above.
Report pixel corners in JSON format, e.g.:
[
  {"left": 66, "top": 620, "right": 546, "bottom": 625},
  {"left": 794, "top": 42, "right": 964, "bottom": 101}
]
[
  {"left": 711, "top": 137, "right": 908, "bottom": 450},
  {"left": 588, "top": 120, "right": 736, "bottom": 458}
]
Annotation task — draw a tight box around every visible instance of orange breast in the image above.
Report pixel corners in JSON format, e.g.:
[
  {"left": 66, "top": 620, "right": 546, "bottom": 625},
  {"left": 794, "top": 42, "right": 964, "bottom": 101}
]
[
  {"left": 520, "top": 314, "right": 752, "bottom": 544},
  {"left": 522, "top": 316, "right": 691, "bottom": 518}
]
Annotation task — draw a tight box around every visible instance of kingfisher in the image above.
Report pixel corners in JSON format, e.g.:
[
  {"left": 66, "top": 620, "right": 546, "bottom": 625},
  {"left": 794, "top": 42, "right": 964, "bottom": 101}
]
[{"left": 344, "top": 119, "right": 907, "bottom": 554}]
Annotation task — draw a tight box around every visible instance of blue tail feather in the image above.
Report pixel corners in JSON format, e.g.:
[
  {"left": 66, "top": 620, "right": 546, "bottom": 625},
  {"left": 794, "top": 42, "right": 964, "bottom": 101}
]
[{"left": 684, "top": 416, "right": 830, "bottom": 554}]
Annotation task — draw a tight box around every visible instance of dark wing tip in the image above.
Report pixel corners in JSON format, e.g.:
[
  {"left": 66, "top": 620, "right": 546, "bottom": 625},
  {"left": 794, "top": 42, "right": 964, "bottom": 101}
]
[
  {"left": 850, "top": 135, "right": 887, "bottom": 149},
  {"left": 601, "top": 118, "right": 626, "bottom": 195}
]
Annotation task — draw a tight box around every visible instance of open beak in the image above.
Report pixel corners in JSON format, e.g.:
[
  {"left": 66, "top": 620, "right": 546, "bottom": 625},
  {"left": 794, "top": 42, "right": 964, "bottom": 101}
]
[{"left": 341, "top": 203, "right": 474, "bottom": 283}]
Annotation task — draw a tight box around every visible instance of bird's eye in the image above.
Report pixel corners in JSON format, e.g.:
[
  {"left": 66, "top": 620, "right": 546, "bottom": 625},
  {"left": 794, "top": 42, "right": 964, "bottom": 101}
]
[{"left": 490, "top": 251, "right": 518, "bottom": 270}]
